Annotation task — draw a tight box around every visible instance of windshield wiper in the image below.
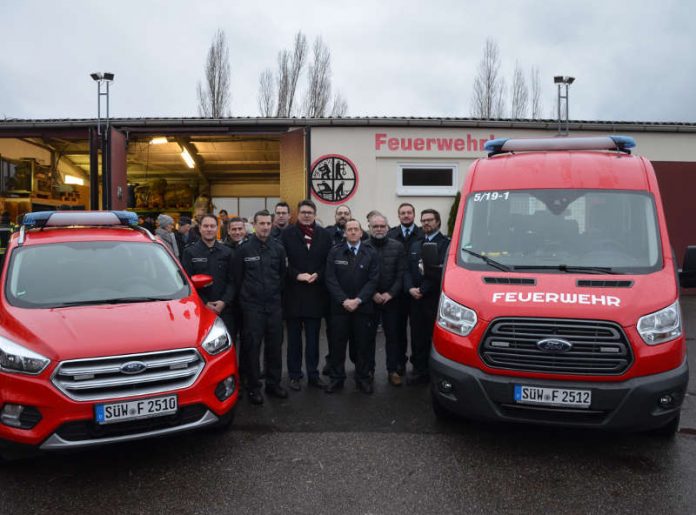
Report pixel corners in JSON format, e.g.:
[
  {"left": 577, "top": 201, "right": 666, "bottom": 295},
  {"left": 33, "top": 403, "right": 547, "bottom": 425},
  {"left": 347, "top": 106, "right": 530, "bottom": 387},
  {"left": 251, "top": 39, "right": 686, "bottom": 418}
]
[
  {"left": 52, "top": 297, "right": 173, "bottom": 307},
  {"left": 461, "top": 248, "right": 511, "bottom": 272},
  {"left": 512, "top": 265, "right": 622, "bottom": 275}
]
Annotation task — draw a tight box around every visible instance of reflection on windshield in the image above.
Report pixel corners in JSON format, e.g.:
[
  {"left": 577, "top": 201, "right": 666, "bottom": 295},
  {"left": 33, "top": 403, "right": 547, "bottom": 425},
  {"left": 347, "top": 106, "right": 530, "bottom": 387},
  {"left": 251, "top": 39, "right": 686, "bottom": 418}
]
[
  {"left": 6, "top": 241, "right": 189, "bottom": 308},
  {"left": 459, "top": 189, "right": 662, "bottom": 274}
]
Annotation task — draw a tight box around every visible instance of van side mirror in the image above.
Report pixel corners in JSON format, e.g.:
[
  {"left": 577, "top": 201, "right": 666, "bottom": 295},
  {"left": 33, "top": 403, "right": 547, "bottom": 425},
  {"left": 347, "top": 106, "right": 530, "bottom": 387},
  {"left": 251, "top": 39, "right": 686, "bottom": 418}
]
[
  {"left": 421, "top": 242, "right": 440, "bottom": 270},
  {"left": 679, "top": 246, "right": 696, "bottom": 288},
  {"left": 191, "top": 274, "right": 213, "bottom": 289}
]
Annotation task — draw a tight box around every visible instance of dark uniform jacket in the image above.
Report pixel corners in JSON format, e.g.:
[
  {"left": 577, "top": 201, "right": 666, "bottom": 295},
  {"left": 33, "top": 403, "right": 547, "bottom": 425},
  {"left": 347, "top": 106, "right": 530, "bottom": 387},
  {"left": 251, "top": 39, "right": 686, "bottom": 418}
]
[
  {"left": 181, "top": 240, "right": 236, "bottom": 305},
  {"left": 325, "top": 224, "right": 368, "bottom": 245},
  {"left": 366, "top": 236, "right": 406, "bottom": 298},
  {"left": 233, "top": 234, "right": 287, "bottom": 313},
  {"left": 270, "top": 225, "right": 287, "bottom": 240},
  {"left": 404, "top": 232, "right": 450, "bottom": 297},
  {"left": 325, "top": 242, "right": 380, "bottom": 315},
  {"left": 387, "top": 224, "right": 423, "bottom": 251},
  {"left": 281, "top": 223, "right": 332, "bottom": 318}
]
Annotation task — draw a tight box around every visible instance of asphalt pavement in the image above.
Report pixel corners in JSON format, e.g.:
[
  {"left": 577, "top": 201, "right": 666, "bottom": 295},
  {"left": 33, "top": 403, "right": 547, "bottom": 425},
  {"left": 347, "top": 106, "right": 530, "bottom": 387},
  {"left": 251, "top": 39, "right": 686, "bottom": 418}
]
[{"left": 1, "top": 297, "right": 695, "bottom": 514}]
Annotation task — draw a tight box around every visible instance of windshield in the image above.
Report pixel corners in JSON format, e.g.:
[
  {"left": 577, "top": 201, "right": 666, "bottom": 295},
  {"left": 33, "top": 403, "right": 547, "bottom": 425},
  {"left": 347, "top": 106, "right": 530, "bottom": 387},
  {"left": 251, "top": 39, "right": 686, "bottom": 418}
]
[
  {"left": 459, "top": 189, "right": 662, "bottom": 274},
  {"left": 6, "top": 241, "right": 190, "bottom": 308}
]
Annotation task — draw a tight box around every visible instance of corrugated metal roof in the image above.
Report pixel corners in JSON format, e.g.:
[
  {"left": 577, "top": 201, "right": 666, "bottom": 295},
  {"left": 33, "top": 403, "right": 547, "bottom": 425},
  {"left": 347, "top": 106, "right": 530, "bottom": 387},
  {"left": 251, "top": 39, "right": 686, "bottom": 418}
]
[{"left": 1, "top": 116, "right": 696, "bottom": 132}]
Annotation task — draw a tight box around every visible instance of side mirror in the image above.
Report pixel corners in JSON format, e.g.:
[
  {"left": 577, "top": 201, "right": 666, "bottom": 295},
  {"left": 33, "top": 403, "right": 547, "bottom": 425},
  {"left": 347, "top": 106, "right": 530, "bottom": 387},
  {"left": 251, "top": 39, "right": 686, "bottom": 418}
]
[
  {"left": 679, "top": 246, "right": 696, "bottom": 288},
  {"left": 191, "top": 274, "right": 213, "bottom": 289}
]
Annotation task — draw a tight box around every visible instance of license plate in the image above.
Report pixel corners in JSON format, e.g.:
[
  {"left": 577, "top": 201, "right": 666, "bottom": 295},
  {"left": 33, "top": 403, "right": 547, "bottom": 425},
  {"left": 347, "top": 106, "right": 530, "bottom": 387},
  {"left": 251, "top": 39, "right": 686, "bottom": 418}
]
[
  {"left": 95, "top": 395, "right": 178, "bottom": 425},
  {"left": 514, "top": 385, "right": 591, "bottom": 409}
]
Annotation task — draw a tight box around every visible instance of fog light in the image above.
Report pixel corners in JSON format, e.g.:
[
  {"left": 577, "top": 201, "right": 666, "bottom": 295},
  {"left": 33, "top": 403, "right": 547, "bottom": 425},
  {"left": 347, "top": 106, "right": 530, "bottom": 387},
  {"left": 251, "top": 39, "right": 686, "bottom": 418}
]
[
  {"left": 1, "top": 404, "right": 24, "bottom": 428},
  {"left": 658, "top": 394, "right": 675, "bottom": 409},
  {"left": 215, "top": 376, "right": 236, "bottom": 401},
  {"left": 438, "top": 380, "right": 454, "bottom": 394}
]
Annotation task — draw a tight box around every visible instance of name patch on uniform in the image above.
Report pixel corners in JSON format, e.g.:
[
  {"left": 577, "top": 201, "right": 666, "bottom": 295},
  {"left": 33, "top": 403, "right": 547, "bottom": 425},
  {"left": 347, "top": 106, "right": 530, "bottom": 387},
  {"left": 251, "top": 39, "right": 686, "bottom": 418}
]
[
  {"left": 191, "top": 258, "right": 207, "bottom": 263},
  {"left": 334, "top": 260, "right": 349, "bottom": 265},
  {"left": 244, "top": 256, "right": 261, "bottom": 262}
]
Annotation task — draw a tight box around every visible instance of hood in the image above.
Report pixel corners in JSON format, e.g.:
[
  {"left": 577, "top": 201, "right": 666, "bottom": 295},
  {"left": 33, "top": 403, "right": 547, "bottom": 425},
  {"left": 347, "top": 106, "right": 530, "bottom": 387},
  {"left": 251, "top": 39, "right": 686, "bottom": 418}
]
[
  {"left": 0, "top": 296, "right": 217, "bottom": 361},
  {"left": 442, "top": 266, "right": 679, "bottom": 328}
]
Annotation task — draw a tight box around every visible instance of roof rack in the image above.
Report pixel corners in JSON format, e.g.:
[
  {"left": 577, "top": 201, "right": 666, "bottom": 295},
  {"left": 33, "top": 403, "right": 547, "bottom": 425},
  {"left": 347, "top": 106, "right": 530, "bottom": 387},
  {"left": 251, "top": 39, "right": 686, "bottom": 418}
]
[{"left": 483, "top": 135, "right": 636, "bottom": 157}]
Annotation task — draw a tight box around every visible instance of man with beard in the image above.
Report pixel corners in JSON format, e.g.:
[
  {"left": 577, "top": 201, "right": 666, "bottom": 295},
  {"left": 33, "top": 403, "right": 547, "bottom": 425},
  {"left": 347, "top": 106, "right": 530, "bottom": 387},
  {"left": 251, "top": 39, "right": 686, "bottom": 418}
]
[
  {"left": 233, "top": 210, "right": 288, "bottom": 405},
  {"left": 325, "top": 219, "right": 380, "bottom": 394},
  {"left": 271, "top": 201, "right": 291, "bottom": 240},
  {"left": 281, "top": 199, "right": 331, "bottom": 391},
  {"left": 386, "top": 202, "right": 423, "bottom": 376},
  {"left": 404, "top": 209, "right": 450, "bottom": 385},
  {"left": 366, "top": 213, "right": 406, "bottom": 386},
  {"left": 324, "top": 204, "right": 353, "bottom": 245}
]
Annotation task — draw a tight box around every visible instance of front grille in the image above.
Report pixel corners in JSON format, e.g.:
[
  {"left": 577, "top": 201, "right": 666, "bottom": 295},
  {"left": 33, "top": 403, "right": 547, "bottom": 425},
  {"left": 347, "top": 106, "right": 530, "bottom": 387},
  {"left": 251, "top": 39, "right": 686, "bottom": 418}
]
[
  {"left": 483, "top": 277, "right": 536, "bottom": 285},
  {"left": 480, "top": 318, "right": 632, "bottom": 375},
  {"left": 52, "top": 348, "right": 205, "bottom": 401},
  {"left": 576, "top": 280, "right": 633, "bottom": 288},
  {"left": 55, "top": 404, "right": 208, "bottom": 441}
]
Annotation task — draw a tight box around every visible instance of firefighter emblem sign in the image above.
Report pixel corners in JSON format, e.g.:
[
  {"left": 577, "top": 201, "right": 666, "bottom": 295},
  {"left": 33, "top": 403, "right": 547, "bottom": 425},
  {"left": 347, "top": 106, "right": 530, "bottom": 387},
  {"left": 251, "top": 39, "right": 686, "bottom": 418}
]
[{"left": 310, "top": 154, "right": 359, "bottom": 204}]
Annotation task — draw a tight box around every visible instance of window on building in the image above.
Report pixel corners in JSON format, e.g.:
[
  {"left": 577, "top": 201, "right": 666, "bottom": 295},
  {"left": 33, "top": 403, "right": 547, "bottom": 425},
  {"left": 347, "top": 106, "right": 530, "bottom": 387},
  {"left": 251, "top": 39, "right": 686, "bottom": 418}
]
[{"left": 397, "top": 163, "right": 458, "bottom": 196}]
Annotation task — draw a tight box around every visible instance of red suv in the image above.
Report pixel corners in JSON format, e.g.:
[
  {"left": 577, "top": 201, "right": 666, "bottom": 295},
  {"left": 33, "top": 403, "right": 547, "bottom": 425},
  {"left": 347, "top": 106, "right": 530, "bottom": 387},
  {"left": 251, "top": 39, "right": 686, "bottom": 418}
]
[{"left": 0, "top": 211, "right": 238, "bottom": 459}]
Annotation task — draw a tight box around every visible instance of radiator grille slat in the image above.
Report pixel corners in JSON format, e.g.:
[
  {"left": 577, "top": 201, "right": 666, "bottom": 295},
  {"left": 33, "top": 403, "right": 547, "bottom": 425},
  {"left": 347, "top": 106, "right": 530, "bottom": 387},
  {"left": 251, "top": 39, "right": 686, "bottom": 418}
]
[
  {"left": 52, "top": 349, "right": 204, "bottom": 401},
  {"left": 480, "top": 318, "right": 632, "bottom": 375}
]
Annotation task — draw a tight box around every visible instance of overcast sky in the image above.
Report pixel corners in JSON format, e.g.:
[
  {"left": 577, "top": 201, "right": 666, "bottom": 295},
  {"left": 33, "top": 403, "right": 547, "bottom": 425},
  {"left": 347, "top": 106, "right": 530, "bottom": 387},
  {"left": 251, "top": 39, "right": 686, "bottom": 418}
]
[{"left": 1, "top": 0, "right": 694, "bottom": 122}]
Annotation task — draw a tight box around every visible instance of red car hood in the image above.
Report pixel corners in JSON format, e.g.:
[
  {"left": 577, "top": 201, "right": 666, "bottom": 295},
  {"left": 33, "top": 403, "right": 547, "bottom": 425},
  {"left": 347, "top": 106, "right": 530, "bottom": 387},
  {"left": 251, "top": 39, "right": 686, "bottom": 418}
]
[
  {"left": 442, "top": 266, "right": 679, "bottom": 327},
  {"left": 0, "top": 297, "right": 215, "bottom": 361}
]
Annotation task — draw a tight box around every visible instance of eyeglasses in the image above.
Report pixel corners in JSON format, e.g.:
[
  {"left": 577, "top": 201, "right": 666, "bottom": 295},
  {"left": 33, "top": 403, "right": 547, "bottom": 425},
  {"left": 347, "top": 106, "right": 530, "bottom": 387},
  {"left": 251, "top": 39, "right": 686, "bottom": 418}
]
[{"left": 421, "top": 218, "right": 436, "bottom": 223}]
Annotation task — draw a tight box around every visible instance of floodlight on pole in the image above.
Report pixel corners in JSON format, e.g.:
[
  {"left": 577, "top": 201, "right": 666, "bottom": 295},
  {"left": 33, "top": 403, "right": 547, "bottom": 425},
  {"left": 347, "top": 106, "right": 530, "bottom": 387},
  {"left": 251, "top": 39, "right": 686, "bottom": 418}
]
[
  {"left": 554, "top": 75, "right": 575, "bottom": 135},
  {"left": 90, "top": 72, "right": 115, "bottom": 209}
]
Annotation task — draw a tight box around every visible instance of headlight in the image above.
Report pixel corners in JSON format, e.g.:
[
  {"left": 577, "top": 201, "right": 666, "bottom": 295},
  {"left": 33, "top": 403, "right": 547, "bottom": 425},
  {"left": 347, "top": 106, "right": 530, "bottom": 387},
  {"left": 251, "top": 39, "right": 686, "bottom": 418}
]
[
  {"left": 437, "top": 293, "right": 477, "bottom": 336},
  {"left": 637, "top": 300, "right": 682, "bottom": 345},
  {"left": 0, "top": 335, "right": 50, "bottom": 375},
  {"left": 201, "top": 317, "right": 231, "bottom": 355}
]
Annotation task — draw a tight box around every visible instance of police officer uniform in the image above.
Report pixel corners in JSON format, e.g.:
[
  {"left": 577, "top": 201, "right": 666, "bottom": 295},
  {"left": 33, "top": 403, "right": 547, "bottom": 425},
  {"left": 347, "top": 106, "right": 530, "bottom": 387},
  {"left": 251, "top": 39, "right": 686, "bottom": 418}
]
[
  {"left": 386, "top": 223, "right": 423, "bottom": 374},
  {"left": 404, "top": 231, "right": 449, "bottom": 382},
  {"left": 324, "top": 240, "right": 379, "bottom": 393},
  {"left": 233, "top": 233, "right": 287, "bottom": 402}
]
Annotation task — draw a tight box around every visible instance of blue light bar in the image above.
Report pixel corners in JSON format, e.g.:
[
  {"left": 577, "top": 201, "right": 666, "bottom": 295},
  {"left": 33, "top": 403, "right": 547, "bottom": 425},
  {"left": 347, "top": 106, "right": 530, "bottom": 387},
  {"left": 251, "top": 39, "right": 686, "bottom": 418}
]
[
  {"left": 21, "top": 211, "right": 139, "bottom": 230},
  {"left": 484, "top": 135, "right": 637, "bottom": 156}
]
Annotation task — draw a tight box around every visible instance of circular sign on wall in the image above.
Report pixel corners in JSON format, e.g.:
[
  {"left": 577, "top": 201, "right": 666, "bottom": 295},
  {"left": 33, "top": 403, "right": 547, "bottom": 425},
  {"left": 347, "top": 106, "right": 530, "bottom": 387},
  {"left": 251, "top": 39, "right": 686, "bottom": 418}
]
[{"left": 310, "top": 154, "right": 359, "bottom": 204}]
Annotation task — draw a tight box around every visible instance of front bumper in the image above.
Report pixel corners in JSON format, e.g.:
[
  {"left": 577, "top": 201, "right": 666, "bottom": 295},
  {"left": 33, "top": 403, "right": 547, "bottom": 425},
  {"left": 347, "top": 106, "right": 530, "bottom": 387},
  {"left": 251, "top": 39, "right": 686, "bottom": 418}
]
[{"left": 430, "top": 346, "right": 689, "bottom": 431}]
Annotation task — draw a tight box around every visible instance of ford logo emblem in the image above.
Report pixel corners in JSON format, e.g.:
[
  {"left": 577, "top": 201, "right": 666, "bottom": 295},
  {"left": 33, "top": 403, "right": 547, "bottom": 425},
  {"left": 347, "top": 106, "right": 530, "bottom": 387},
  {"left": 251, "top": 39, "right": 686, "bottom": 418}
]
[
  {"left": 536, "top": 338, "right": 573, "bottom": 352},
  {"left": 120, "top": 361, "right": 147, "bottom": 375}
]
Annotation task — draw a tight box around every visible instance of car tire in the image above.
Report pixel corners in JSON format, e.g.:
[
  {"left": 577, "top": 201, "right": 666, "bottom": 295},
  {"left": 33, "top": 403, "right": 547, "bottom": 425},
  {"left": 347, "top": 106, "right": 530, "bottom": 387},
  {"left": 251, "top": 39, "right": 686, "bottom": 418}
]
[
  {"left": 648, "top": 414, "right": 680, "bottom": 438},
  {"left": 208, "top": 408, "right": 235, "bottom": 433}
]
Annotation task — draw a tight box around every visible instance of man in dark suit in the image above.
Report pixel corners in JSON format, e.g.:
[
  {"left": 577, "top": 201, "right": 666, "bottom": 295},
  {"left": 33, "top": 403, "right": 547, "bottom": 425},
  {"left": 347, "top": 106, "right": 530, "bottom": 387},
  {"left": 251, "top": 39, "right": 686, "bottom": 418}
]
[
  {"left": 386, "top": 203, "right": 423, "bottom": 376},
  {"left": 324, "top": 204, "right": 352, "bottom": 245},
  {"left": 281, "top": 199, "right": 332, "bottom": 391},
  {"left": 325, "top": 219, "right": 380, "bottom": 394},
  {"left": 404, "top": 208, "right": 449, "bottom": 385}
]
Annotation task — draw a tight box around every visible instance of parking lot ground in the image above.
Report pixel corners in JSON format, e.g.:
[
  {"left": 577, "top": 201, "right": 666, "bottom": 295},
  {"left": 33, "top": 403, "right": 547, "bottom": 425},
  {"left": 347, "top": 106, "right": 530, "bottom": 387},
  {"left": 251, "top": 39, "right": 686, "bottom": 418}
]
[{"left": 1, "top": 296, "right": 695, "bottom": 514}]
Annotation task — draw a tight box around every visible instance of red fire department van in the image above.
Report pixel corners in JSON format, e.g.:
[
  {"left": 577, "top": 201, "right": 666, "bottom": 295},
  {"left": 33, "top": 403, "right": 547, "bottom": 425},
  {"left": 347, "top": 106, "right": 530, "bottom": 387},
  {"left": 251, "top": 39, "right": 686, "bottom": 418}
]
[
  {"left": 0, "top": 211, "right": 238, "bottom": 459},
  {"left": 429, "top": 136, "right": 690, "bottom": 435}
]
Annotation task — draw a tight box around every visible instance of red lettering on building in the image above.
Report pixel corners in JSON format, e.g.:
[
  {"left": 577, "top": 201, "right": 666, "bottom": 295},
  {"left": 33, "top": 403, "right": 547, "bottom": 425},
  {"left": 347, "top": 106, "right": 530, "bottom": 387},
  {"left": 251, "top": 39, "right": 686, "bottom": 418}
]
[
  {"left": 437, "top": 138, "right": 453, "bottom": 151},
  {"left": 388, "top": 138, "right": 399, "bottom": 150},
  {"left": 375, "top": 133, "right": 387, "bottom": 150},
  {"left": 454, "top": 138, "right": 465, "bottom": 151},
  {"left": 414, "top": 138, "right": 425, "bottom": 151},
  {"left": 374, "top": 132, "right": 496, "bottom": 152}
]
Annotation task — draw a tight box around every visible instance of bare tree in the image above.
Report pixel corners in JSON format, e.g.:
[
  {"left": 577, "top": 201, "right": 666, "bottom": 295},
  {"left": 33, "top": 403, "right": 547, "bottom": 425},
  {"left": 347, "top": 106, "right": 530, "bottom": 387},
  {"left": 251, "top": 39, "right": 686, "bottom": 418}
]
[
  {"left": 330, "top": 92, "right": 348, "bottom": 117},
  {"left": 261, "top": 31, "right": 308, "bottom": 117},
  {"left": 529, "top": 66, "right": 542, "bottom": 119},
  {"left": 510, "top": 62, "right": 529, "bottom": 118},
  {"left": 470, "top": 39, "right": 505, "bottom": 119},
  {"left": 303, "top": 37, "right": 332, "bottom": 117},
  {"left": 257, "top": 68, "right": 276, "bottom": 117},
  {"left": 197, "top": 29, "right": 231, "bottom": 117}
]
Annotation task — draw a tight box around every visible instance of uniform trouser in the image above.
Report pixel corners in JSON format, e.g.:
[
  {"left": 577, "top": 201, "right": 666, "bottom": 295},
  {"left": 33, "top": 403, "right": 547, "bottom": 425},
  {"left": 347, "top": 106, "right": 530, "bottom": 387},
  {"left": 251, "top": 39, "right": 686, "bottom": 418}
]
[
  {"left": 287, "top": 317, "right": 321, "bottom": 381},
  {"left": 372, "top": 298, "right": 401, "bottom": 373},
  {"left": 242, "top": 308, "right": 283, "bottom": 390},
  {"left": 222, "top": 305, "right": 244, "bottom": 381},
  {"left": 324, "top": 316, "right": 356, "bottom": 366},
  {"left": 328, "top": 311, "right": 375, "bottom": 383},
  {"left": 395, "top": 295, "right": 412, "bottom": 372},
  {"left": 409, "top": 294, "right": 439, "bottom": 375}
]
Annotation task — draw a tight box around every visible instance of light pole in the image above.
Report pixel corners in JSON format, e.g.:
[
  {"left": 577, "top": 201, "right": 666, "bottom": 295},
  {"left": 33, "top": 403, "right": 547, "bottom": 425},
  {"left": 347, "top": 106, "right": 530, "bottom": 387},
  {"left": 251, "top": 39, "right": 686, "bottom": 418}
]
[
  {"left": 554, "top": 75, "right": 574, "bottom": 136},
  {"left": 91, "top": 72, "right": 114, "bottom": 209}
]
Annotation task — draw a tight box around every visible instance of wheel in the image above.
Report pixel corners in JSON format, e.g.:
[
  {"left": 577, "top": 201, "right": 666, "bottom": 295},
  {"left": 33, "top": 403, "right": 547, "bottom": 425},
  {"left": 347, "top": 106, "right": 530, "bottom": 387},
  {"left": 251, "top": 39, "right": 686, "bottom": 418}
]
[
  {"left": 648, "top": 414, "right": 680, "bottom": 438},
  {"left": 431, "top": 391, "right": 458, "bottom": 421},
  {"left": 208, "top": 408, "right": 235, "bottom": 433}
]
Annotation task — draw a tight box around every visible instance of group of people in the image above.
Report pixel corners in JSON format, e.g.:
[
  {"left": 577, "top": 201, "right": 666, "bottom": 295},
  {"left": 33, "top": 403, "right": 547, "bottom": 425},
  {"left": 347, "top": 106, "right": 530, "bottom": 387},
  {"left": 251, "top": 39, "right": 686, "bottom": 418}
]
[{"left": 174, "top": 200, "right": 449, "bottom": 405}]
